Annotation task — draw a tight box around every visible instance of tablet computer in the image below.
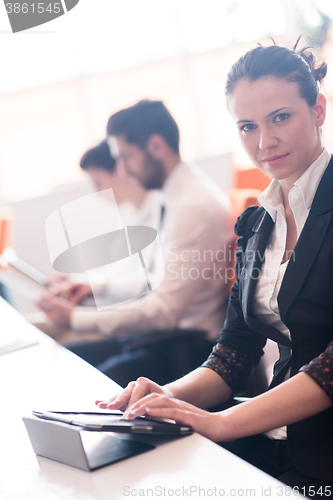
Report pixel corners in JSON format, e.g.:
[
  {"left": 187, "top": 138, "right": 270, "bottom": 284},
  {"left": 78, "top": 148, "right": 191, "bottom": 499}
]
[
  {"left": 1, "top": 248, "right": 48, "bottom": 286},
  {"left": 32, "top": 410, "right": 192, "bottom": 435},
  {"left": 23, "top": 413, "right": 156, "bottom": 471},
  {"left": 0, "top": 248, "right": 49, "bottom": 303}
]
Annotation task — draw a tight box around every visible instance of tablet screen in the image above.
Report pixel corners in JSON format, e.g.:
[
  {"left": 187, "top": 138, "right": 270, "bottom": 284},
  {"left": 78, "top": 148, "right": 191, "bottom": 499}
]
[{"left": 33, "top": 411, "right": 192, "bottom": 435}]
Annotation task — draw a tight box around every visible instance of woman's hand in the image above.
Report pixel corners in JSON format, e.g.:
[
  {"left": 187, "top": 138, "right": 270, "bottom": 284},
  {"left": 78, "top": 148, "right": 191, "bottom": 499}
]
[
  {"left": 95, "top": 377, "right": 174, "bottom": 413},
  {"left": 96, "top": 377, "right": 226, "bottom": 442},
  {"left": 121, "top": 392, "right": 224, "bottom": 442}
]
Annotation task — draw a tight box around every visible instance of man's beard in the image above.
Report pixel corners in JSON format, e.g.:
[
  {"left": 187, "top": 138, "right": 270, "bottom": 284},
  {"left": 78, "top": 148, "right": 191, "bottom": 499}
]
[{"left": 141, "top": 152, "right": 166, "bottom": 190}]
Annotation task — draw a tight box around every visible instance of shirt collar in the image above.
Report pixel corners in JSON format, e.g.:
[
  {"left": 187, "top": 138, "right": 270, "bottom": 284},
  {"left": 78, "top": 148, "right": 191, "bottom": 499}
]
[
  {"left": 294, "top": 147, "right": 331, "bottom": 210},
  {"left": 162, "top": 161, "right": 191, "bottom": 201},
  {"left": 258, "top": 147, "right": 331, "bottom": 222}
]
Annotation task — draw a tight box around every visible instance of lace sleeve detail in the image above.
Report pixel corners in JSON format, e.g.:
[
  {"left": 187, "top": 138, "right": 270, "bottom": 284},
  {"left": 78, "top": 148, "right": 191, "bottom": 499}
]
[
  {"left": 300, "top": 341, "right": 333, "bottom": 400},
  {"left": 202, "top": 343, "right": 252, "bottom": 395}
]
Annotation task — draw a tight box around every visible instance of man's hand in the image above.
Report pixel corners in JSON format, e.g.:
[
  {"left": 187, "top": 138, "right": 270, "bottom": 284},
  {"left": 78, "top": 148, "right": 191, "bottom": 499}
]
[
  {"left": 38, "top": 292, "right": 74, "bottom": 327},
  {"left": 48, "top": 282, "right": 92, "bottom": 305}
]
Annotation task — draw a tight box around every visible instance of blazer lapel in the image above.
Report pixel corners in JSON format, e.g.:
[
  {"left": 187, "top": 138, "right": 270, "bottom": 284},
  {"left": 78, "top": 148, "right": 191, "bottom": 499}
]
[
  {"left": 241, "top": 211, "right": 272, "bottom": 318},
  {"left": 278, "top": 211, "right": 331, "bottom": 319},
  {"left": 240, "top": 211, "right": 292, "bottom": 347},
  {"left": 278, "top": 157, "right": 333, "bottom": 319}
]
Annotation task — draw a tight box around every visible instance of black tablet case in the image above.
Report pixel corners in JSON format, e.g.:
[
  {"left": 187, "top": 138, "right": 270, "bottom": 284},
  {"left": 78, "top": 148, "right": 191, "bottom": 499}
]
[{"left": 23, "top": 415, "right": 154, "bottom": 471}]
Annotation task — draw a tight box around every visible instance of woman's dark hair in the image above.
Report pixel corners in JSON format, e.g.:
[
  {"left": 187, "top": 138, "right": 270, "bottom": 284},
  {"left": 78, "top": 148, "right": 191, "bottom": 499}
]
[
  {"left": 225, "top": 38, "right": 327, "bottom": 107},
  {"left": 80, "top": 140, "right": 116, "bottom": 173},
  {"left": 107, "top": 100, "right": 180, "bottom": 155}
]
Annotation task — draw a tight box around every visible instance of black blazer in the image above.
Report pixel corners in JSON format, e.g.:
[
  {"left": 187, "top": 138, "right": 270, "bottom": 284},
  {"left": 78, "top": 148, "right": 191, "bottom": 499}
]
[{"left": 219, "top": 156, "right": 333, "bottom": 481}]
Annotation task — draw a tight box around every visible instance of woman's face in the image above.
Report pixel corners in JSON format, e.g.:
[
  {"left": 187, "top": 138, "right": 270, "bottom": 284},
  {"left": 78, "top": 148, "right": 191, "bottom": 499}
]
[{"left": 227, "top": 77, "right": 326, "bottom": 186}]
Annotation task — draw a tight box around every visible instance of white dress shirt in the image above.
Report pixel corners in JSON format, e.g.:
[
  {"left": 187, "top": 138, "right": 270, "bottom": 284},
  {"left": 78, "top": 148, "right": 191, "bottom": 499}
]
[
  {"left": 71, "top": 162, "right": 234, "bottom": 340},
  {"left": 66, "top": 190, "right": 162, "bottom": 306},
  {"left": 117, "top": 189, "right": 162, "bottom": 229},
  {"left": 88, "top": 190, "right": 163, "bottom": 305},
  {"left": 252, "top": 147, "right": 331, "bottom": 439}
]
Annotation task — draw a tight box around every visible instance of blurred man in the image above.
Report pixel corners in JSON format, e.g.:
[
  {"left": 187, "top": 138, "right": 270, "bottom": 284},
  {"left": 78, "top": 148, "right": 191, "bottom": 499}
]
[
  {"left": 80, "top": 140, "right": 161, "bottom": 226},
  {"left": 81, "top": 139, "right": 147, "bottom": 219},
  {"left": 40, "top": 100, "right": 234, "bottom": 384},
  {"left": 53, "top": 140, "right": 161, "bottom": 306}
]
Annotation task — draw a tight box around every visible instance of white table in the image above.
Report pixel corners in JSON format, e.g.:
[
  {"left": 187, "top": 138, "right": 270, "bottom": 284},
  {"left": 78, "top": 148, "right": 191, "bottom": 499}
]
[{"left": 0, "top": 298, "right": 291, "bottom": 500}]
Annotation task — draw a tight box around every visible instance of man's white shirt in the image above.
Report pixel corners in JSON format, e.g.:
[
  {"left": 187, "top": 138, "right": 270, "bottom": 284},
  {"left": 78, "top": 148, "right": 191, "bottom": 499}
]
[
  {"left": 85, "top": 190, "right": 163, "bottom": 305},
  {"left": 71, "top": 162, "right": 234, "bottom": 340}
]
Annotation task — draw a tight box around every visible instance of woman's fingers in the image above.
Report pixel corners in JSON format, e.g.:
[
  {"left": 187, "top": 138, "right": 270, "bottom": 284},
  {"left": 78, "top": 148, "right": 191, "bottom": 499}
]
[
  {"left": 125, "top": 378, "right": 165, "bottom": 411},
  {"left": 146, "top": 406, "right": 194, "bottom": 425},
  {"left": 124, "top": 394, "right": 223, "bottom": 442},
  {"left": 124, "top": 393, "right": 180, "bottom": 418},
  {"left": 95, "top": 395, "right": 127, "bottom": 411},
  {"left": 97, "top": 388, "right": 224, "bottom": 442},
  {"left": 95, "top": 377, "right": 164, "bottom": 413},
  {"left": 95, "top": 381, "right": 136, "bottom": 410}
]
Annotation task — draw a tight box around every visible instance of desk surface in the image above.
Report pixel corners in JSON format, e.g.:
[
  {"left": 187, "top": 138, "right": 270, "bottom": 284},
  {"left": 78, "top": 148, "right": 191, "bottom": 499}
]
[{"left": 0, "top": 297, "right": 290, "bottom": 500}]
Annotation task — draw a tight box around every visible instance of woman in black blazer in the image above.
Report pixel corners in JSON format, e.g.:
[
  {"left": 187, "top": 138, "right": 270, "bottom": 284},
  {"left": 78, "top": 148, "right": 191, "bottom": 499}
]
[{"left": 96, "top": 41, "right": 333, "bottom": 492}]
